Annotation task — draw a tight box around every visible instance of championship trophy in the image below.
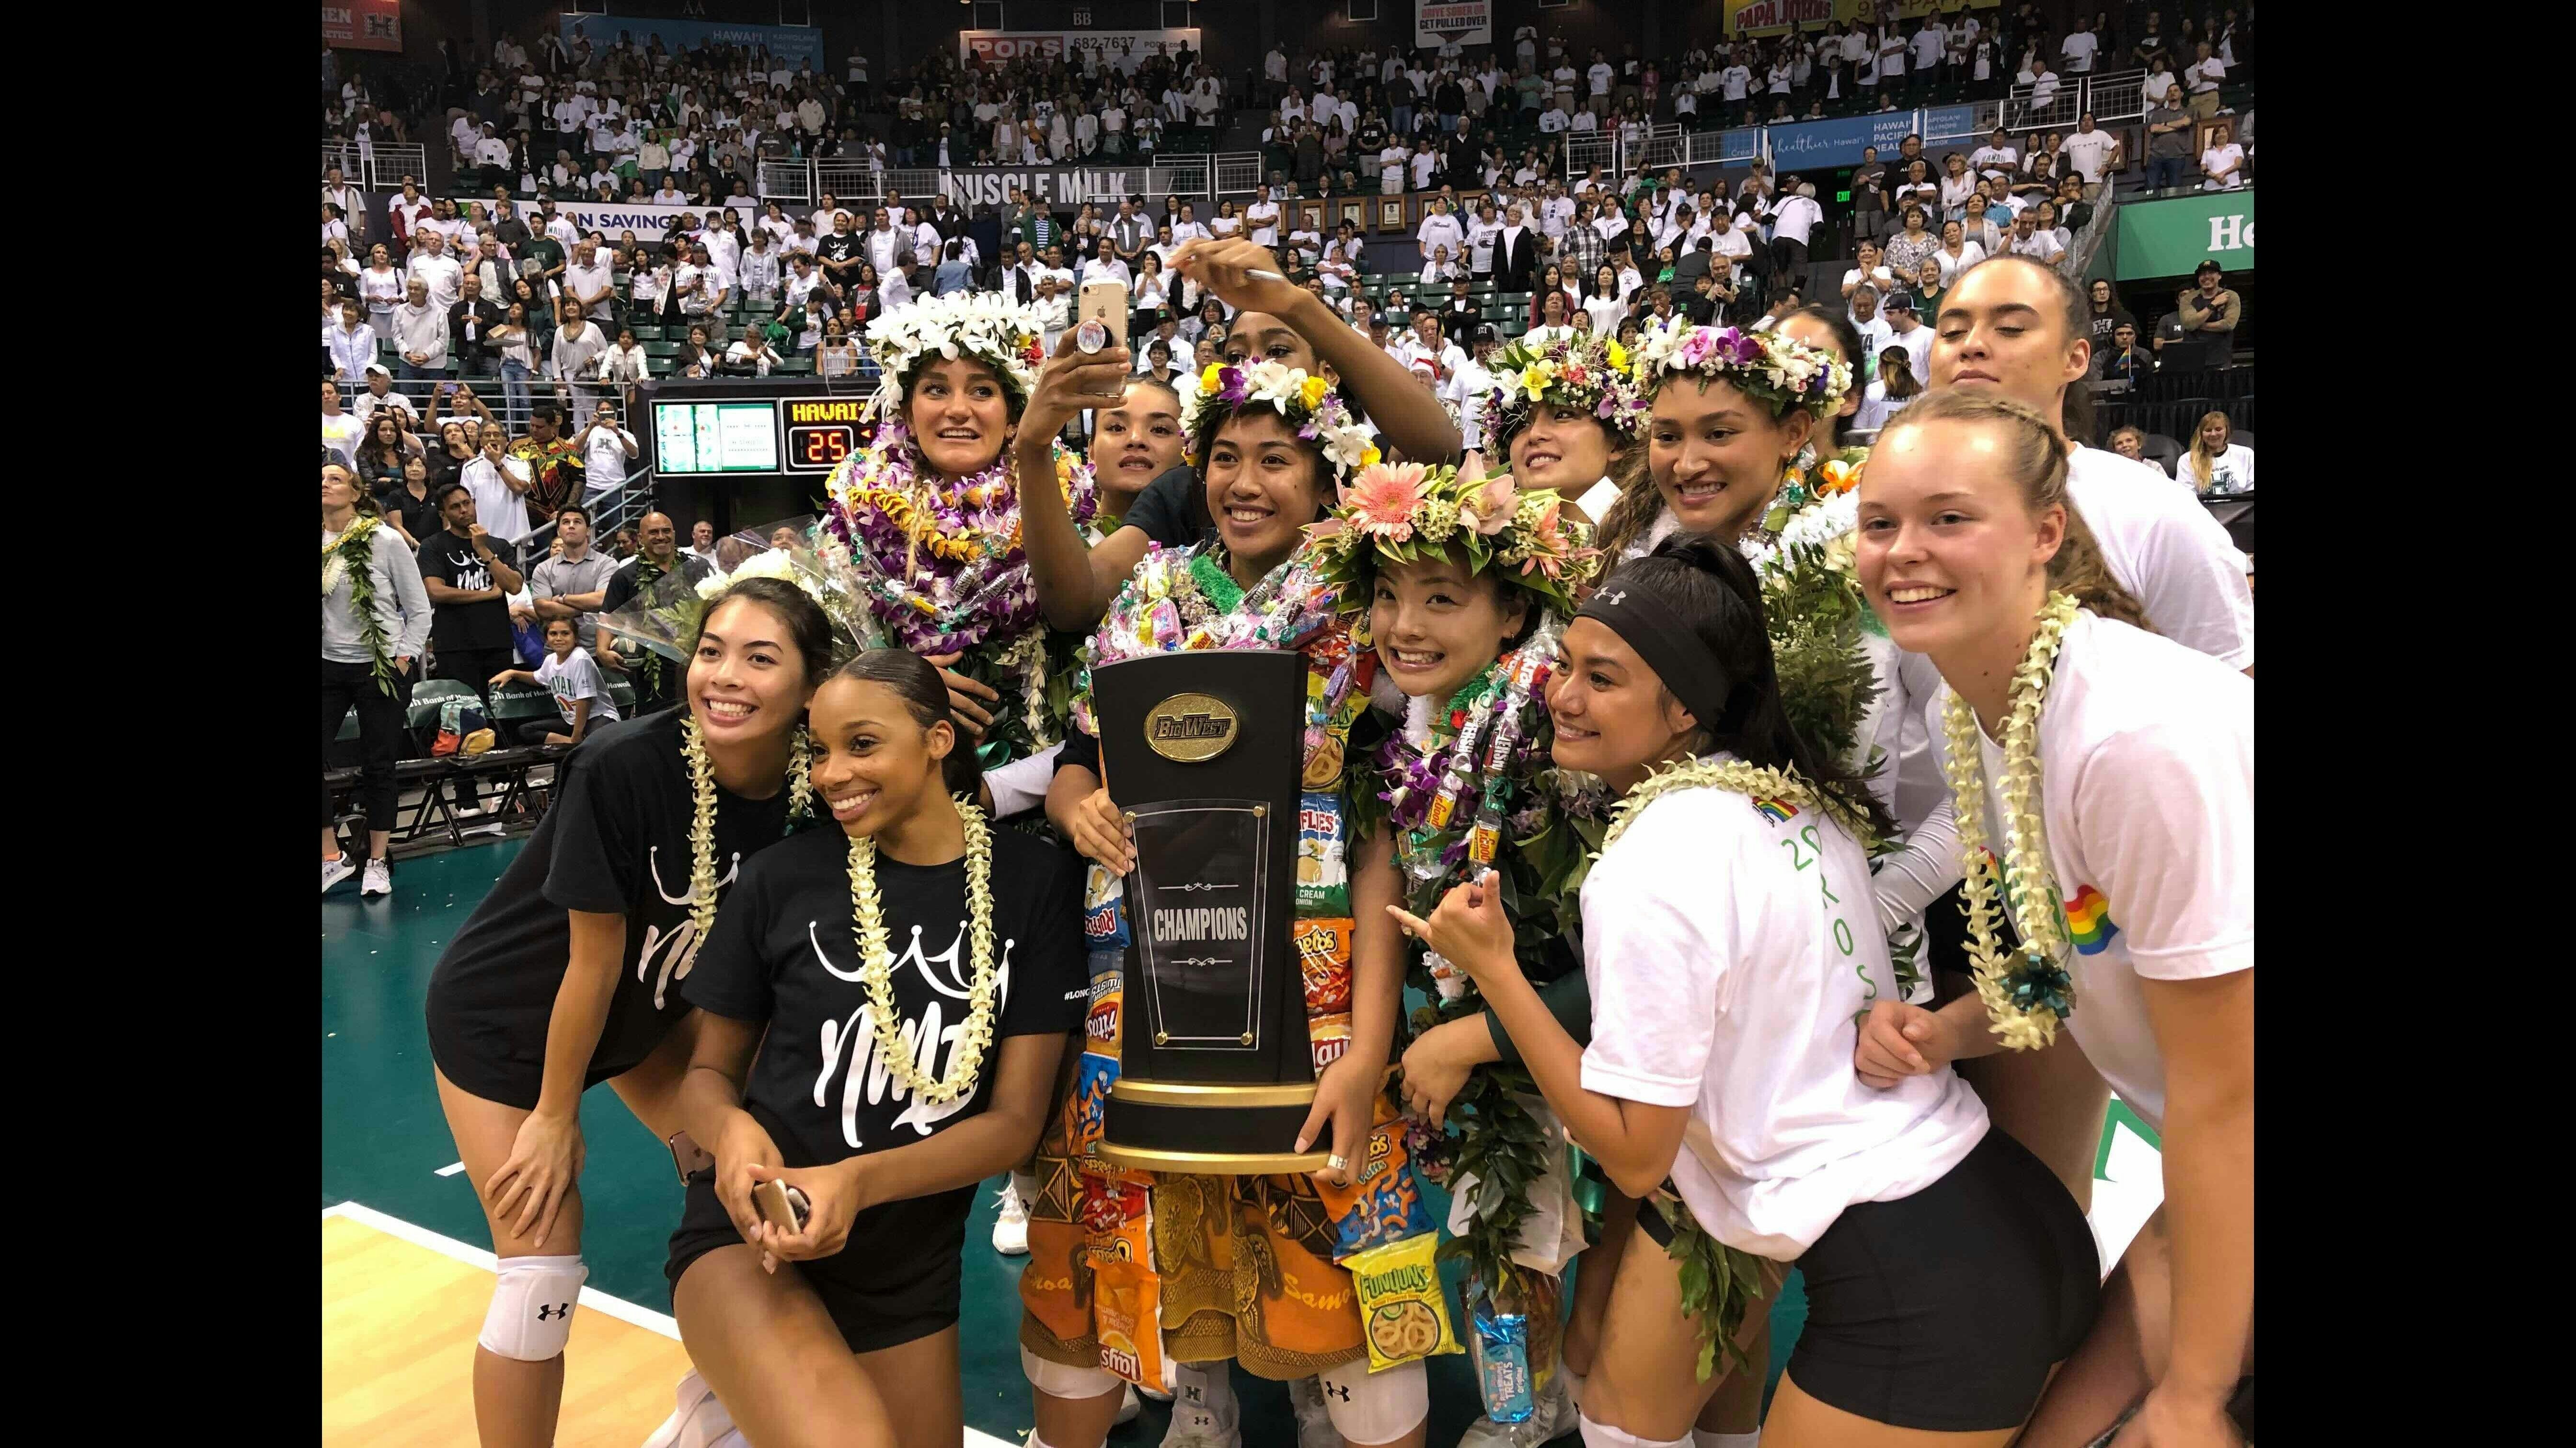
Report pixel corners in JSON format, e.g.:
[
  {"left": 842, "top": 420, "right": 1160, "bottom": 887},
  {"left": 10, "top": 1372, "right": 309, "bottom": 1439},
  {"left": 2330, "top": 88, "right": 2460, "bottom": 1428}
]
[{"left": 1090, "top": 649, "right": 1332, "bottom": 1174}]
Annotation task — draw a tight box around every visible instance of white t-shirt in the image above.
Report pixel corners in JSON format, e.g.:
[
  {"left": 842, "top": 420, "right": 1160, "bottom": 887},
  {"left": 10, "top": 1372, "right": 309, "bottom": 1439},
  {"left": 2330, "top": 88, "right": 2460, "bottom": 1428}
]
[
  {"left": 1771, "top": 194, "right": 1823, "bottom": 247},
  {"left": 321, "top": 412, "right": 364, "bottom": 469},
  {"left": 2200, "top": 144, "right": 2245, "bottom": 189},
  {"left": 1854, "top": 380, "right": 1917, "bottom": 433},
  {"left": 1881, "top": 322, "right": 1932, "bottom": 385},
  {"left": 535, "top": 647, "right": 621, "bottom": 728},
  {"left": 1580, "top": 774, "right": 1989, "bottom": 1259},
  {"left": 460, "top": 453, "right": 534, "bottom": 542},
  {"left": 2065, "top": 446, "right": 2255, "bottom": 669},
  {"left": 2060, "top": 129, "right": 2117, "bottom": 184},
  {"left": 2060, "top": 30, "right": 2099, "bottom": 72},
  {"left": 1587, "top": 62, "right": 1615, "bottom": 96},
  {"left": 1935, "top": 614, "right": 2253, "bottom": 1129},
  {"left": 2173, "top": 443, "right": 2255, "bottom": 495}
]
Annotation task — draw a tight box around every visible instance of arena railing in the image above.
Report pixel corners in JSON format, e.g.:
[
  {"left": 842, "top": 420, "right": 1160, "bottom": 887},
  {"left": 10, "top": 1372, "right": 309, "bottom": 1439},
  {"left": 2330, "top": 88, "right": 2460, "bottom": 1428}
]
[
  {"left": 322, "top": 140, "right": 428, "bottom": 190},
  {"left": 1214, "top": 152, "right": 1265, "bottom": 197}
]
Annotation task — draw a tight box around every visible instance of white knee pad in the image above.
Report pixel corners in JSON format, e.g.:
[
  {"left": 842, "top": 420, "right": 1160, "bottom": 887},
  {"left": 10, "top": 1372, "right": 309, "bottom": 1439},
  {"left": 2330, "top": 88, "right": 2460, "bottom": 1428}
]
[
  {"left": 479, "top": 1254, "right": 587, "bottom": 1362},
  {"left": 1314, "top": 1358, "right": 1429, "bottom": 1446},
  {"left": 1020, "top": 1344, "right": 1123, "bottom": 1401}
]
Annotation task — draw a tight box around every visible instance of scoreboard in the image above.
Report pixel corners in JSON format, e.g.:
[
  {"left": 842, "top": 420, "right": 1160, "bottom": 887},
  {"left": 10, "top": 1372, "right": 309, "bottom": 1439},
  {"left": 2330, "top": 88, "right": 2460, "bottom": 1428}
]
[{"left": 648, "top": 394, "right": 870, "bottom": 477}]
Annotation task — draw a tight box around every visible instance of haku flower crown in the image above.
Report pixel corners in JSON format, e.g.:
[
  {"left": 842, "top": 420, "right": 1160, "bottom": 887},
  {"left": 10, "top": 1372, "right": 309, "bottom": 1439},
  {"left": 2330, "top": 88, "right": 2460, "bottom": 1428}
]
[
  {"left": 1180, "top": 360, "right": 1380, "bottom": 482},
  {"left": 1307, "top": 461, "right": 1600, "bottom": 618},
  {"left": 1626, "top": 321, "right": 1852, "bottom": 418},
  {"left": 862, "top": 291, "right": 1049, "bottom": 423},
  {"left": 1479, "top": 333, "right": 1649, "bottom": 452}
]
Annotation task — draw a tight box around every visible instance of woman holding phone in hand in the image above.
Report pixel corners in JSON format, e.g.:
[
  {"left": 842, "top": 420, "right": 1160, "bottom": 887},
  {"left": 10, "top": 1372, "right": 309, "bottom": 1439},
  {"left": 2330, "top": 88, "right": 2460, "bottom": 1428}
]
[{"left": 666, "top": 648, "right": 1086, "bottom": 1448}]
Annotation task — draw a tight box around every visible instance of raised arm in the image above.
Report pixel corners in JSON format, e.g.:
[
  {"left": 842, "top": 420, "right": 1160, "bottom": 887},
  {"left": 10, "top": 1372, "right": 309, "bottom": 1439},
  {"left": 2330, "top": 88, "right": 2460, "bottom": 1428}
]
[{"left": 1014, "top": 332, "right": 1146, "bottom": 630}]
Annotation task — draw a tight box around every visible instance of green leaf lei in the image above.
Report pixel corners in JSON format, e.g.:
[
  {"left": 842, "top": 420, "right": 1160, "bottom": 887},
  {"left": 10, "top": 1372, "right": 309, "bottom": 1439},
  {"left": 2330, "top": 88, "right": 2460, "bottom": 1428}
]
[
  {"left": 1382, "top": 644, "right": 1609, "bottom": 1305},
  {"left": 324, "top": 515, "right": 398, "bottom": 696}
]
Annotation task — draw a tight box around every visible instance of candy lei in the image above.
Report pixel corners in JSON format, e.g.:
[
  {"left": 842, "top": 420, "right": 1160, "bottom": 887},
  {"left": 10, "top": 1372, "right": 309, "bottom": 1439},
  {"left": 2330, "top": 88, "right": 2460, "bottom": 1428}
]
[
  {"left": 323, "top": 515, "right": 397, "bottom": 695},
  {"left": 1940, "top": 592, "right": 2081, "bottom": 1052},
  {"left": 851, "top": 800, "right": 1000, "bottom": 1105},
  {"left": 1381, "top": 632, "right": 1582, "bottom": 1305},
  {"left": 1077, "top": 544, "right": 1345, "bottom": 743},
  {"left": 679, "top": 717, "right": 816, "bottom": 950}
]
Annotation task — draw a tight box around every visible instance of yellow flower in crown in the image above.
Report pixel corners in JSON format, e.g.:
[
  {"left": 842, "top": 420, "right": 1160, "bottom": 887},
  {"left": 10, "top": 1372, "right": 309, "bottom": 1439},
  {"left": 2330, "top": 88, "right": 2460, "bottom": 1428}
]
[
  {"left": 1200, "top": 363, "right": 1225, "bottom": 394},
  {"left": 1814, "top": 458, "right": 1858, "bottom": 496},
  {"left": 1360, "top": 444, "right": 1383, "bottom": 469},
  {"left": 1607, "top": 339, "right": 1630, "bottom": 372},
  {"left": 1518, "top": 359, "right": 1559, "bottom": 402},
  {"left": 1300, "top": 374, "right": 1331, "bottom": 411}
]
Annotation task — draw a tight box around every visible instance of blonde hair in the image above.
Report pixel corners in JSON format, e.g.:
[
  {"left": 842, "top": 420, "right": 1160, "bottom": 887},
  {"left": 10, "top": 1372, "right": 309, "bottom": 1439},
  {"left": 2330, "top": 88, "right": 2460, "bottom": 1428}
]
[
  {"left": 1875, "top": 390, "right": 2150, "bottom": 631},
  {"left": 2181, "top": 409, "right": 2231, "bottom": 491}
]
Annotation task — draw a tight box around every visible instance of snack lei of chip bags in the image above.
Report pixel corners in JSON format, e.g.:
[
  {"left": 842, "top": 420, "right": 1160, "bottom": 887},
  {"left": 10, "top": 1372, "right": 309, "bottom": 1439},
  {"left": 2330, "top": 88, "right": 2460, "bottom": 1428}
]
[{"left": 1343, "top": 1232, "right": 1463, "bottom": 1373}]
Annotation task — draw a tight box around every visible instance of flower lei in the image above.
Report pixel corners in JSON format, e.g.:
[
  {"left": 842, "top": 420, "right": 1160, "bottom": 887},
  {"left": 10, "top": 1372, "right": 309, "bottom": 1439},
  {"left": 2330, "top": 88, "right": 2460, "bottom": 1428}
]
[
  {"left": 1940, "top": 592, "right": 2082, "bottom": 1052},
  {"left": 851, "top": 799, "right": 1001, "bottom": 1105},
  {"left": 1179, "top": 360, "right": 1380, "bottom": 478},
  {"left": 1625, "top": 320, "right": 1852, "bottom": 420},
  {"left": 861, "top": 290, "right": 1048, "bottom": 423},
  {"left": 678, "top": 715, "right": 816, "bottom": 950},
  {"left": 1477, "top": 332, "right": 1648, "bottom": 455},
  {"left": 1596, "top": 753, "right": 1874, "bottom": 1381},
  {"left": 820, "top": 421, "right": 1100, "bottom": 758},
  {"left": 1306, "top": 461, "right": 1599, "bottom": 620},
  {"left": 324, "top": 514, "right": 398, "bottom": 696}
]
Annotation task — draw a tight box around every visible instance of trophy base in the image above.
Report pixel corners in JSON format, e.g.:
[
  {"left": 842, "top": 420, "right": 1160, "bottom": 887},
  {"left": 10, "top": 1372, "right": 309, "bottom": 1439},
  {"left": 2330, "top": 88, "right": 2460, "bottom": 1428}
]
[{"left": 1099, "top": 1081, "right": 1334, "bottom": 1176}]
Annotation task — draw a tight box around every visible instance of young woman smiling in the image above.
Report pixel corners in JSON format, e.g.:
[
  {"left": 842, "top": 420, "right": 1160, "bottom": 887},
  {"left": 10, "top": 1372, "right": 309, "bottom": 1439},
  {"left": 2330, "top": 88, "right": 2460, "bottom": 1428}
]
[
  {"left": 1012, "top": 235, "right": 1465, "bottom": 634},
  {"left": 1016, "top": 364, "right": 1434, "bottom": 1448},
  {"left": 1310, "top": 459, "right": 1603, "bottom": 1448},
  {"left": 1475, "top": 331, "right": 1649, "bottom": 530},
  {"left": 422, "top": 578, "right": 830, "bottom": 1448},
  {"left": 665, "top": 648, "right": 1087, "bottom": 1448},
  {"left": 1397, "top": 537, "right": 2098, "bottom": 1448},
  {"left": 1850, "top": 391, "right": 2252, "bottom": 1448}
]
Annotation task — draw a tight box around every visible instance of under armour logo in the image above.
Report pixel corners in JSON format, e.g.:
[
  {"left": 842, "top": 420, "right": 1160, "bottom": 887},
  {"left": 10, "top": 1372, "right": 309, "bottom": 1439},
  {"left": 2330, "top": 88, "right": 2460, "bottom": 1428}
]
[
  {"left": 1324, "top": 1381, "right": 1351, "bottom": 1402},
  {"left": 536, "top": 1302, "right": 570, "bottom": 1321},
  {"left": 1598, "top": 589, "right": 1626, "bottom": 605}
]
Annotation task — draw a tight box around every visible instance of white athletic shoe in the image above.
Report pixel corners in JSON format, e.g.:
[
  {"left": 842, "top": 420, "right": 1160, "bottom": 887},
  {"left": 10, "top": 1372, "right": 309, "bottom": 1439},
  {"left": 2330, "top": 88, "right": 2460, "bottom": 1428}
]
[
  {"left": 322, "top": 854, "right": 358, "bottom": 895},
  {"left": 639, "top": 1369, "right": 739, "bottom": 1448},
  {"left": 1452, "top": 1367, "right": 1576, "bottom": 1448},
  {"left": 992, "top": 1181, "right": 1031, "bottom": 1255},
  {"left": 1287, "top": 1376, "right": 1339, "bottom": 1448},
  {"left": 360, "top": 858, "right": 392, "bottom": 897},
  {"left": 1160, "top": 1366, "right": 1242, "bottom": 1448}
]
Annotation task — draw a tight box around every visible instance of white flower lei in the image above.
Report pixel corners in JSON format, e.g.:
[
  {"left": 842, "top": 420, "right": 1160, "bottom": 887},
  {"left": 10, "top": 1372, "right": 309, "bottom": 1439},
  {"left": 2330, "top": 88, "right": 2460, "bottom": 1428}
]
[
  {"left": 851, "top": 799, "right": 1000, "bottom": 1105},
  {"left": 1600, "top": 753, "right": 1880, "bottom": 856},
  {"left": 679, "top": 716, "right": 816, "bottom": 948},
  {"left": 1741, "top": 487, "right": 1860, "bottom": 579},
  {"left": 862, "top": 290, "right": 1046, "bottom": 423},
  {"left": 1940, "top": 592, "right": 2081, "bottom": 1052}
]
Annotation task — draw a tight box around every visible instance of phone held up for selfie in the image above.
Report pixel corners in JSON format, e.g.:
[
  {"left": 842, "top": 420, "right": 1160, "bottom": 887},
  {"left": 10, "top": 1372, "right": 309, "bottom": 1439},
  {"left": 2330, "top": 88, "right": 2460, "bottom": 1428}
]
[{"left": 1076, "top": 279, "right": 1130, "bottom": 356}]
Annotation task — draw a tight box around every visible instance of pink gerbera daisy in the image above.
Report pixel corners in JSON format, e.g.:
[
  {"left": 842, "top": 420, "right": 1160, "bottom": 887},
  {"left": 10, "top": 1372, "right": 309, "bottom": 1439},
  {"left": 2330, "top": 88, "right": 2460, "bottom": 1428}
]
[{"left": 1340, "top": 462, "right": 1431, "bottom": 540}]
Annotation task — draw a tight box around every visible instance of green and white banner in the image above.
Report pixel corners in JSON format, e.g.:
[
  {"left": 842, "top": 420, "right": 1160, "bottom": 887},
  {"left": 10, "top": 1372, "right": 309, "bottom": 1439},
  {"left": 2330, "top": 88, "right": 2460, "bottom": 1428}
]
[{"left": 2115, "top": 191, "right": 2254, "bottom": 281}]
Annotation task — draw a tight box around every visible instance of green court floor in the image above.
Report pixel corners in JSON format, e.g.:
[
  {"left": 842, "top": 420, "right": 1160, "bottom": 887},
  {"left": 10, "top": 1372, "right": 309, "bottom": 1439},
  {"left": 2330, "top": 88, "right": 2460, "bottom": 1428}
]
[{"left": 322, "top": 839, "right": 1821, "bottom": 1445}]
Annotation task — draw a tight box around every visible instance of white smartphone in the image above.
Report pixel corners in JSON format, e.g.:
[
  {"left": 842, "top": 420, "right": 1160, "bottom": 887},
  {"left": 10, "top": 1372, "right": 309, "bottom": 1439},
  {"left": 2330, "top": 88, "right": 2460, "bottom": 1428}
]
[{"left": 1077, "top": 279, "right": 1131, "bottom": 354}]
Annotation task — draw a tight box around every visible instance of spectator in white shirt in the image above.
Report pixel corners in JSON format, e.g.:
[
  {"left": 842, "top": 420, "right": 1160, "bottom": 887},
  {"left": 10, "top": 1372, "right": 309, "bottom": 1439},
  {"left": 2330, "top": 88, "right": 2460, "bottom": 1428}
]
[
  {"left": 2059, "top": 113, "right": 2121, "bottom": 196},
  {"left": 408, "top": 232, "right": 463, "bottom": 311},
  {"left": 2199, "top": 122, "right": 2246, "bottom": 190},
  {"left": 392, "top": 278, "right": 449, "bottom": 386},
  {"left": 460, "top": 421, "right": 534, "bottom": 545},
  {"left": 2007, "top": 210, "right": 2066, "bottom": 267},
  {"left": 2184, "top": 41, "right": 2227, "bottom": 117},
  {"left": 1970, "top": 127, "right": 2020, "bottom": 183},
  {"left": 575, "top": 400, "right": 639, "bottom": 498},
  {"left": 1416, "top": 197, "right": 1465, "bottom": 267},
  {"left": 2060, "top": 19, "right": 2099, "bottom": 74},
  {"left": 551, "top": 302, "right": 609, "bottom": 417}
]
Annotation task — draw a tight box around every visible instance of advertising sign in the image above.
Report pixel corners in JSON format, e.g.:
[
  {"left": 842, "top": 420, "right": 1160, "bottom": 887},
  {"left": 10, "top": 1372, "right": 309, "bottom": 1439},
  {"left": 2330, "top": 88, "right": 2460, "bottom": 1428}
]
[
  {"left": 446, "top": 199, "right": 759, "bottom": 239},
  {"left": 1728, "top": 0, "right": 1997, "bottom": 36},
  {"left": 322, "top": 1, "right": 402, "bottom": 53},
  {"left": 2114, "top": 191, "right": 2253, "bottom": 280},
  {"left": 931, "top": 166, "right": 1159, "bottom": 209},
  {"left": 1763, "top": 112, "right": 1928, "bottom": 172},
  {"left": 958, "top": 30, "right": 1202, "bottom": 71}
]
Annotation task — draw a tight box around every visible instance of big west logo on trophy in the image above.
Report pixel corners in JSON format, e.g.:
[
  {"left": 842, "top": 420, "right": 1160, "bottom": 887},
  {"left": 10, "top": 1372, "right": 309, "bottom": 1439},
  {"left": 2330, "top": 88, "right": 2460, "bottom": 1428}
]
[{"left": 1144, "top": 692, "right": 1238, "bottom": 762}]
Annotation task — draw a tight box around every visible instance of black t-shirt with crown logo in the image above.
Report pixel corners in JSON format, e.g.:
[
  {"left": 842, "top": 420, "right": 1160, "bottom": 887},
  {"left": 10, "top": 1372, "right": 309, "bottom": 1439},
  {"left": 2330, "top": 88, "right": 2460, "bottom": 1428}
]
[{"left": 426, "top": 710, "right": 797, "bottom": 1106}]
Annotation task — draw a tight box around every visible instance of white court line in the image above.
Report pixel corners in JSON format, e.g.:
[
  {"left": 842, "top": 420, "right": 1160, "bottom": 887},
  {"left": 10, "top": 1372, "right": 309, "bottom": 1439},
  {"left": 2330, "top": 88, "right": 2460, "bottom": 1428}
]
[
  {"left": 434, "top": 1161, "right": 467, "bottom": 1177},
  {"left": 322, "top": 1202, "right": 1020, "bottom": 1448}
]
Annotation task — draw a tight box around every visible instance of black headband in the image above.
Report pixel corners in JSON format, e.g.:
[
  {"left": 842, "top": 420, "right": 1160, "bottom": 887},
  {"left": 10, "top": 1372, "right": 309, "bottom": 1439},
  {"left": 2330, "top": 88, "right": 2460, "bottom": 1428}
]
[{"left": 1576, "top": 575, "right": 1744, "bottom": 737}]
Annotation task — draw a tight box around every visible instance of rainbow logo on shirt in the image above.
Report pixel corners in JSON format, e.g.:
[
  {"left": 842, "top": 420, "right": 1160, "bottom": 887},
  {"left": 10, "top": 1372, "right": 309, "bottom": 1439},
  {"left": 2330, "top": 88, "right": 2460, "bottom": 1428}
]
[
  {"left": 2065, "top": 884, "right": 2120, "bottom": 954},
  {"left": 1752, "top": 797, "right": 1798, "bottom": 824}
]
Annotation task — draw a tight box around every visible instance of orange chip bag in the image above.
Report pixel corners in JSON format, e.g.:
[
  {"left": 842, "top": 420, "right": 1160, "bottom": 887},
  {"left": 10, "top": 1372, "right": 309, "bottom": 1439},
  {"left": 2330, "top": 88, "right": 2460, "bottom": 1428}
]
[
  {"left": 1342, "top": 1232, "right": 1463, "bottom": 1374},
  {"left": 1092, "top": 1255, "right": 1174, "bottom": 1393}
]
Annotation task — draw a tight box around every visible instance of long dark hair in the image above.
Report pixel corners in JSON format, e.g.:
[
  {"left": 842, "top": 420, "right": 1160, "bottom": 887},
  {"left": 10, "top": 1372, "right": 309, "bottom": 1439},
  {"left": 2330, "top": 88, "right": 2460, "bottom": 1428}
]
[
  {"left": 1610, "top": 534, "right": 1894, "bottom": 841},
  {"left": 688, "top": 577, "right": 839, "bottom": 687},
  {"left": 827, "top": 647, "right": 983, "bottom": 800},
  {"left": 1782, "top": 304, "right": 1868, "bottom": 452}
]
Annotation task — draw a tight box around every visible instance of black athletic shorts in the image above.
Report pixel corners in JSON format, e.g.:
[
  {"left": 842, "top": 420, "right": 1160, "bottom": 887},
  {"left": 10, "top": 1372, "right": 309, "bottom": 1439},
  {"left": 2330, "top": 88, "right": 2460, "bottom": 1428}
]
[
  {"left": 664, "top": 1170, "right": 964, "bottom": 1355},
  {"left": 1787, "top": 1128, "right": 2102, "bottom": 1431}
]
